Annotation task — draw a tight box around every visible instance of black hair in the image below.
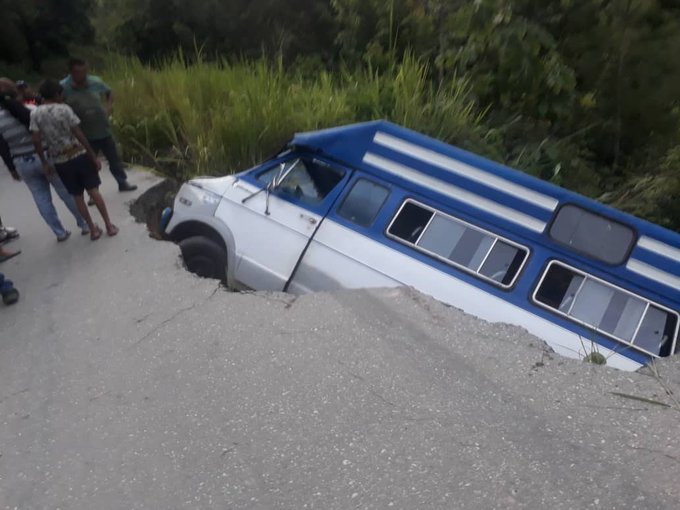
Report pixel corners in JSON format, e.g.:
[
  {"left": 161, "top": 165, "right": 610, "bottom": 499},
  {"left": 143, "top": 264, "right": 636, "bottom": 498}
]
[
  {"left": 39, "top": 79, "right": 64, "bottom": 100},
  {"left": 68, "top": 57, "right": 87, "bottom": 70}
]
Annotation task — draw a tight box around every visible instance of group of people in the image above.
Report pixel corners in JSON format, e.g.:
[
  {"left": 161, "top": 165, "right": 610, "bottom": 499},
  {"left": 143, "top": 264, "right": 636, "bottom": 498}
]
[{"left": 0, "top": 58, "right": 138, "bottom": 306}]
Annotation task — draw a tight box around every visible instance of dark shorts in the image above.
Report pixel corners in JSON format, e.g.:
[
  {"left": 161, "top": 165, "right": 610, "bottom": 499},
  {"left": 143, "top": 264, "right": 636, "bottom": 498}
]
[{"left": 55, "top": 153, "right": 101, "bottom": 196}]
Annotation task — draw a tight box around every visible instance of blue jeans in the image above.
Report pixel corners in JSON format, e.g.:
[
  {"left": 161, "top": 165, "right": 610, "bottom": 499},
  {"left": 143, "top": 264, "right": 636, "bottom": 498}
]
[
  {"left": 0, "top": 272, "right": 15, "bottom": 296},
  {"left": 14, "top": 154, "right": 87, "bottom": 237}
]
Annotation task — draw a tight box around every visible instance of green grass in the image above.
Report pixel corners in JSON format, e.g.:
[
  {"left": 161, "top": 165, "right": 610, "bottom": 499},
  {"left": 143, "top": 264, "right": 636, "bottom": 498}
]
[{"left": 104, "top": 53, "right": 490, "bottom": 180}]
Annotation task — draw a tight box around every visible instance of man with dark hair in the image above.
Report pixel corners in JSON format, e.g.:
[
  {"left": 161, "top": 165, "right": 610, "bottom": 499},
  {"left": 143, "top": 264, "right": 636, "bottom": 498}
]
[{"left": 60, "top": 58, "right": 137, "bottom": 193}]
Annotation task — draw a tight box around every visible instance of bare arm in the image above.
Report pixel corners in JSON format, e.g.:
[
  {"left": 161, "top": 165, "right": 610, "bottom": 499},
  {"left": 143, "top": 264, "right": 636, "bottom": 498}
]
[
  {"left": 31, "top": 131, "right": 53, "bottom": 176},
  {"left": 71, "top": 125, "right": 101, "bottom": 170}
]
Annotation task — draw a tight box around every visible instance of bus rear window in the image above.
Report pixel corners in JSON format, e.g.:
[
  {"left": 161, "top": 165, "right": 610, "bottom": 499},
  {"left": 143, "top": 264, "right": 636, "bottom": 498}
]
[
  {"left": 534, "top": 261, "right": 679, "bottom": 356},
  {"left": 549, "top": 205, "right": 635, "bottom": 265}
]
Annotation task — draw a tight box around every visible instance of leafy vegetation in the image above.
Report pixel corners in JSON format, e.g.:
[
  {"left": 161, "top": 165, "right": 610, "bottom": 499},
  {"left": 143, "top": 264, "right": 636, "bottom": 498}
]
[
  {"left": 0, "top": 0, "right": 94, "bottom": 71},
  {"left": 2, "top": 0, "right": 679, "bottom": 230},
  {"left": 106, "top": 54, "right": 488, "bottom": 180}
]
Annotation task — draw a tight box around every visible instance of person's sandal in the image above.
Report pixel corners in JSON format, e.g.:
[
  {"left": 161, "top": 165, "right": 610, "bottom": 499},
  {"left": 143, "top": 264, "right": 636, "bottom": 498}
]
[
  {"left": 0, "top": 227, "right": 19, "bottom": 244},
  {"left": 90, "top": 226, "right": 103, "bottom": 241},
  {"left": 0, "top": 250, "right": 21, "bottom": 263},
  {"left": 107, "top": 225, "right": 119, "bottom": 237}
]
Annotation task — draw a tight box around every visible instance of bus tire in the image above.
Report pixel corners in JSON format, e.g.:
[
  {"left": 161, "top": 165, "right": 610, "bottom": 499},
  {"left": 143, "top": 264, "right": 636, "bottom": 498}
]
[{"left": 178, "top": 235, "right": 227, "bottom": 282}]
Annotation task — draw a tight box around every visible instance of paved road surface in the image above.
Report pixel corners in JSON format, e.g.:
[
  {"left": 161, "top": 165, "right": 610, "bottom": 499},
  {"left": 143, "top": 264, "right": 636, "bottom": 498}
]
[{"left": 1, "top": 166, "right": 679, "bottom": 509}]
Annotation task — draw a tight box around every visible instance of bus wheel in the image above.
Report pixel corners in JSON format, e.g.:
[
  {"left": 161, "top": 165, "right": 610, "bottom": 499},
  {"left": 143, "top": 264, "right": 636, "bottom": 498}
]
[{"left": 178, "top": 235, "right": 227, "bottom": 283}]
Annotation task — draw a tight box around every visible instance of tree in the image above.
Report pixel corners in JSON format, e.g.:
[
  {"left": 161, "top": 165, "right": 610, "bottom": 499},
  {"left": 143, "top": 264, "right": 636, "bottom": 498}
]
[
  {"left": 99, "top": 0, "right": 337, "bottom": 64},
  {"left": 0, "top": 0, "right": 95, "bottom": 71},
  {"left": 548, "top": 0, "right": 680, "bottom": 169},
  {"left": 332, "top": 0, "right": 436, "bottom": 67}
]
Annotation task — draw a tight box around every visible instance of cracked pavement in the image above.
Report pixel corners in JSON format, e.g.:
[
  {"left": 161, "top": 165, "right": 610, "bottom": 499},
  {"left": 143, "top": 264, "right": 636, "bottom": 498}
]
[{"left": 1, "top": 167, "right": 680, "bottom": 509}]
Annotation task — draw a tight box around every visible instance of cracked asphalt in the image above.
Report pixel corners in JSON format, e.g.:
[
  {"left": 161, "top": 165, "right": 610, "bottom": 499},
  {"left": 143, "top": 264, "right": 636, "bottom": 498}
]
[{"left": 1, "top": 166, "right": 680, "bottom": 509}]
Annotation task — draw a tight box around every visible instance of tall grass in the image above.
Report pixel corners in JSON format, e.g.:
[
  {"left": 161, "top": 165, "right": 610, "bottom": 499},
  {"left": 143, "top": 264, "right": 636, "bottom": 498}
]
[{"left": 105, "top": 53, "right": 489, "bottom": 180}]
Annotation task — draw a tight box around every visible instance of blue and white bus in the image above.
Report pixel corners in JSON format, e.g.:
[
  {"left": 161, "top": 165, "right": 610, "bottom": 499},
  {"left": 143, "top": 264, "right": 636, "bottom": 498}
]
[{"left": 162, "top": 120, "right": 680, "bottom": 371}]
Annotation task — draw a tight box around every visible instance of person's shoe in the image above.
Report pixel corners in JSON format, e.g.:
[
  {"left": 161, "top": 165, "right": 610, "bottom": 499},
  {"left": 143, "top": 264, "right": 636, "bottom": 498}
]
[
  {"left": 57, "top": 231, "right": 72, "bottom": 242},
  {"left": 0, "top": 249, "right": 21, "bottom": 263},
  {"left": 2, "top": 287, "right": 19, "bottom": 305},
  {"left": 118, "top": 182, "right": 138, "bottom": 192},
  {"left": 0, "top": 226, "right": 19, "bottom": 243},
  {"left": 80, "top": 226, "right": 90, "bottom": 236},
  {"left": 2, "top": 226, "right": 18, "bottom": 235}
]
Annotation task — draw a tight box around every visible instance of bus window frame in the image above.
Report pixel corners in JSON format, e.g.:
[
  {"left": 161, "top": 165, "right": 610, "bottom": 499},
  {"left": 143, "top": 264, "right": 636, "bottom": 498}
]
[
  {"left": 532, "top": 259, "right": 679, "bottom": 358},
  {"left": 385, "top": 198, "right": 531, "bottom": 290},
  {"left": 548, "top": 203, "right": 638, "bottom": 266}
]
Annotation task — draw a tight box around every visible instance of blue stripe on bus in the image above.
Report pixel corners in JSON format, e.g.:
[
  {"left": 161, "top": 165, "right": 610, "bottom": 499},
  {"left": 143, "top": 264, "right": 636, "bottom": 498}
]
[
  {"left": 371, "top": 131, "right": 559, "bottom": 211},
  {"left": 365, "top": 142, "right": 554, "bottom": 227}
]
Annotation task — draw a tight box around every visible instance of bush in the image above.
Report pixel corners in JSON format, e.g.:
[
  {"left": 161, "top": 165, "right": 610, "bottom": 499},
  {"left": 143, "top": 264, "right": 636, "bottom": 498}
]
[
  {"left": 602, "top": 145, "right": 680, "bottom": 232},
  {"left": 104, "top": 53, "right": 491, "bottom": 180}
]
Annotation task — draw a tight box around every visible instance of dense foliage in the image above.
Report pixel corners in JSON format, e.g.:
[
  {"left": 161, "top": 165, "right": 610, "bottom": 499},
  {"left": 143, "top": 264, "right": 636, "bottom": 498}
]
[
  {"left": 106, "top": 54, "right": 487, "bottom": 180},
  {"left": 1, "top": 0, "right": 95, "bottom": 71},
  {"left": 2, "top": 0, "right": 679, "bottom": 230}
]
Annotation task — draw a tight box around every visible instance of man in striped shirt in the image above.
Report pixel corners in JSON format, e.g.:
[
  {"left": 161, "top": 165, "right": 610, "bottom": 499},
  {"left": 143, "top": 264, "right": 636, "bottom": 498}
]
[{"left": 0, "top": 78, "right": 88, "bottom": 242}]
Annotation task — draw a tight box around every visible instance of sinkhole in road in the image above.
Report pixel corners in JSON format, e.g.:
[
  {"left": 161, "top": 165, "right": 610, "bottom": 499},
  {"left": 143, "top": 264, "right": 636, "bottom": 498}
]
[
  {"left": 130, "top": 178, "right": 234, "bottom": 286},
  {"left": 129, "top": 178, "right": 179, "bottom": 240}
]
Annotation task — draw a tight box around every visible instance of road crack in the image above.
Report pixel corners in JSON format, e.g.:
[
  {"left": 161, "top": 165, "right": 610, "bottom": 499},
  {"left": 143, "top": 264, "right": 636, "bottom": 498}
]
[
  {"left": 337, "top": 360, "right": 396, "bottom": 407},
  {"left": 131, "top": 286, "right": 221, "bottom": 348},
  {"left": 628, "top": 445, "right": 680, "bottom": 465}
]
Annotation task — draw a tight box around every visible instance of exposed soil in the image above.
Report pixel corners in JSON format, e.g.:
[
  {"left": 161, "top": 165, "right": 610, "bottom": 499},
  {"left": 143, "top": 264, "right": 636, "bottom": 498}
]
[{"left": 129, "top": 178, "right": 179, "bottom": 239}]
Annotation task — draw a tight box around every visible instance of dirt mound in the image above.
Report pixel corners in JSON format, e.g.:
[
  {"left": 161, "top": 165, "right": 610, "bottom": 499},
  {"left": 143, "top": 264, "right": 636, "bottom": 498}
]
[{"left": 128, "top": 177, "right": 179, "bottom": 237}]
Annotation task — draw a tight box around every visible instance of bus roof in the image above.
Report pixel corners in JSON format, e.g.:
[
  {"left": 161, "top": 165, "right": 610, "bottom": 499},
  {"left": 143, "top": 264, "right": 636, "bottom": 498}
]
[{"left": 289, "top": 120, "right": 680, "bottom": 300}]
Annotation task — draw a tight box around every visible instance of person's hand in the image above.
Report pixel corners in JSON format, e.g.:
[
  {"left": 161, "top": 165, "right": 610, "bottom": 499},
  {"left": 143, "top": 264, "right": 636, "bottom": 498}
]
[
  {"left": 10, "top": 169, "right": 21, "bottom": 181},
  {"left": 42, "top": 161, "right": 54, "bottom": 176},
  {"left": 91, "top": 156, "right": 102, "bottom": 171}
]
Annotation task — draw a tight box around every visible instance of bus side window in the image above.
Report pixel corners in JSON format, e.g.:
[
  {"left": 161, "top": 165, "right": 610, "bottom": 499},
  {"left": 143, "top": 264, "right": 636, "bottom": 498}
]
[
  {"left": 534, "top": 262, "right": 679, "bottom": 356},
  {"left": 337, "top": 179, "right": 390, "bottom": 227},
  {"left": 635, "top": 307, "right": 677, "bottom": 356},
  {"left": 388, "top": 202, "right": 434, "bottom": 243},
  {"left": 388, "top": 199, "right": 529, "bottom": 288},
  {"left": 549, "top": 205, "right": 635, "bottom": 265},
  {"left": 478, "top": 242, "right": 527, "bottom": 286}
]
